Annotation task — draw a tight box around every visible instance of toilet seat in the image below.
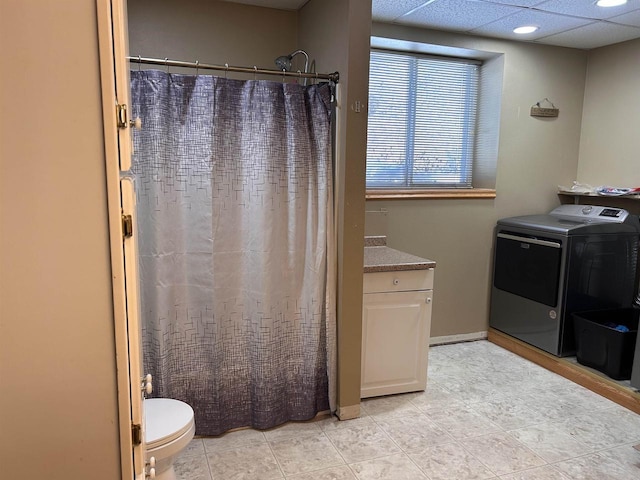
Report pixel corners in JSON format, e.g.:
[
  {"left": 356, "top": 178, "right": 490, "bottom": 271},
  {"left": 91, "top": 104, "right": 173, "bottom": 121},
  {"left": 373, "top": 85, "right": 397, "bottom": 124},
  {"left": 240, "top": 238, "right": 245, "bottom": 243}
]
[{"left": 145, "top": 398, "right": 194, "bottom": 449}]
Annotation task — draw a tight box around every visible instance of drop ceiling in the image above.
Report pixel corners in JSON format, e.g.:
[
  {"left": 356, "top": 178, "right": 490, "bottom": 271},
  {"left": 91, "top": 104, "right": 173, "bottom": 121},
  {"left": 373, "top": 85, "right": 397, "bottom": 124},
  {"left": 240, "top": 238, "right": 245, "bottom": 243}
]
[{"left": 223, "top": 0, "right": 640, "bottom": 49}]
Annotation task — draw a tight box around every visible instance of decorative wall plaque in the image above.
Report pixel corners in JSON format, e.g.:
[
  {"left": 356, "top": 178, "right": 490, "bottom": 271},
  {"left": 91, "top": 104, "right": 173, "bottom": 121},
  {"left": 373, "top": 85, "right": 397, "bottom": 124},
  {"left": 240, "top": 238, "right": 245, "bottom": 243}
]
[{"left": 531, "top": 98, "right": 559, "bottom": 118}]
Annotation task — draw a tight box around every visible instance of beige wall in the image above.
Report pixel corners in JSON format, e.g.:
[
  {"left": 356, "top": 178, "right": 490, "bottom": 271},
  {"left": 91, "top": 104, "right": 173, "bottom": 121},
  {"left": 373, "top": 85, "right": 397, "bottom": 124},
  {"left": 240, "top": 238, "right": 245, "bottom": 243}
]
[
  {"left": 367, "top": 23, "right": 588, "bottom": 338},
  {"left": 128, "top": 0, "right": 298, "bottom": 77},
  {"left": 0, "top": 1, "right": 121, "bottom": 479},
  {"left": 577, "top": 38, "right": 640, "bottom": 186}
]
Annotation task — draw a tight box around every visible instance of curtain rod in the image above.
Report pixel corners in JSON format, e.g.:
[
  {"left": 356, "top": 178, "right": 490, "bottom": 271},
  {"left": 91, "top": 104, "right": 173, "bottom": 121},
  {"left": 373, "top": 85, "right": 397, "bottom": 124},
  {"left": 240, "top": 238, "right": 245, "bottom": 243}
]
[{"left": 128, "top": 56, "right": 339, "bottom": 83}]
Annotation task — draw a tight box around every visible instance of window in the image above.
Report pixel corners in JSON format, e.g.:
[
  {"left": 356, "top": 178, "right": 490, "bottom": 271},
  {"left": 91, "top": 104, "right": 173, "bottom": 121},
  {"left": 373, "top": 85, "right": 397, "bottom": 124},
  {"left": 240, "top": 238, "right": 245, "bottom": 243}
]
[{"left": 366, "top": 49, "right": 480, "bottom": 190}]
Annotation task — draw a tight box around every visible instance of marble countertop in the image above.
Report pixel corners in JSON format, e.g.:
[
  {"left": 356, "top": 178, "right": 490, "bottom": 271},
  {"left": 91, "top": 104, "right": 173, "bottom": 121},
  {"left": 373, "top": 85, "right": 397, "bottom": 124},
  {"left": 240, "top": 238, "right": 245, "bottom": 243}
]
[{"left": 364, "top": 236, "right": 436, "bottom": 273}]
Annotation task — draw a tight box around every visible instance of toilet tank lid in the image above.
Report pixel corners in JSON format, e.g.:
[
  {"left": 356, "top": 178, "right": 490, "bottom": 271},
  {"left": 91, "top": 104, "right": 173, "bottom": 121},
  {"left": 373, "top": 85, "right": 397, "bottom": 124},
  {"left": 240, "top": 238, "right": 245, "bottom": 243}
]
[{"left": 144, "top": 398, "right": 194, "bottom": 446}]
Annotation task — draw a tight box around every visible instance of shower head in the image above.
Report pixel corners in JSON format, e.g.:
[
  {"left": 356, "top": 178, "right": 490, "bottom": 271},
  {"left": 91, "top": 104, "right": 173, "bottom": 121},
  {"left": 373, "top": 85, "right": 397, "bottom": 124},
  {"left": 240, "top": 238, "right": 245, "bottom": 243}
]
[
  {"left": 274, "top": 49, "right": 309, "bottom": 74},
  {"left": 275, "top": 55, "right": 292, "bottom": 72},
  {"left": 274, "top": 49, "right": 310, "bottom": 85}
]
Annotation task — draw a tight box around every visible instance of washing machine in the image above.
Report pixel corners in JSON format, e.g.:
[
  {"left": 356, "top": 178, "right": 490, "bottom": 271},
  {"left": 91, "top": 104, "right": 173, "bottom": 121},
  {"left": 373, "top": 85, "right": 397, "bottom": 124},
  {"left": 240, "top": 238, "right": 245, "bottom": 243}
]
[{"left": 489, "top": 204, "right": 640, "bottom": 357}]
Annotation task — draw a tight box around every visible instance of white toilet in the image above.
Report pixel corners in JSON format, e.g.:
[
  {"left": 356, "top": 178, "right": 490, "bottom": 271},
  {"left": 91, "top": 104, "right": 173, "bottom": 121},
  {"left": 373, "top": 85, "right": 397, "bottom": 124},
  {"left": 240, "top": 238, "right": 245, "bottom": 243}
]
[{"left": 145, "top": 398, "right": 196, "bottom": 480}]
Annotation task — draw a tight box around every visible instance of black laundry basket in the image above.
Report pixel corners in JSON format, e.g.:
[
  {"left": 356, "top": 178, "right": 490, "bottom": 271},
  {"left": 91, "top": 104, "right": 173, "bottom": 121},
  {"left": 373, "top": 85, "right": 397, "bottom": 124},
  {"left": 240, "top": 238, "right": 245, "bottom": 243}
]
[{"left": 572, "top": 308, "right": 639, "bottom": 380}]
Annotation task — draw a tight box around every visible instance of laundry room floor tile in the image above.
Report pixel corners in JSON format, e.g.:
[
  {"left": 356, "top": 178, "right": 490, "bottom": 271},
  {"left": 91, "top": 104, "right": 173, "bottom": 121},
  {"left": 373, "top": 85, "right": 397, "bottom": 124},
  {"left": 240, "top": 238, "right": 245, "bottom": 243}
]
[
  {"left": 425, "top": 404, "right": 503, "bottom": 439},
  {"left": 554, "top": 448, "right": 640, "bottom": 480},
  {"left": 174, "top": 453, "right": 212, "bottom": 480},
  {"left": 175, "top": 340, "right": 640, "bottom": 480},
  {"left": 459, "top": 431, "right": 546, "bottom": 476},
  {"left": 374, "top": 412, "right": 454, "bottom": 452},
  {"left": 205, "top": 442, "right": 283, "bottom": 479},
  {"left": 407, "top": 441, "right": 496, "bottom": 480},
  {"left": 348, "top": 453, "right": 428, "bottom": 479},
  {"left": 323, "top": 422, "right": 401, "bottom": 463},
  {"left": 507, "top": 422, "right": 594, "bottom": 463},
  {"left": 498, "top": 465, "right": 572, "bottom": 480},
  {"left": 202, "top": 428, "right": 266, "bottom": 453},
  {"left": 285, "top": 465, "right": 357, "bottom": 480},
  {"left": 268, "top": 432, "right": 344, "bottom": 476}
]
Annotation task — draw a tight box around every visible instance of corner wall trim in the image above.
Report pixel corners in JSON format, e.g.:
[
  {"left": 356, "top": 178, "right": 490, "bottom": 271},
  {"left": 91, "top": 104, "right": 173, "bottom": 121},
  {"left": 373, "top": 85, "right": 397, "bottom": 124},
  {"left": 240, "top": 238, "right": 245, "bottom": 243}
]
[
  {"left": 430, "top": 331, "right": 488, "bottom": 346},
  {"left": 336, "top": 403, "right": 361, "bottom": 420}
]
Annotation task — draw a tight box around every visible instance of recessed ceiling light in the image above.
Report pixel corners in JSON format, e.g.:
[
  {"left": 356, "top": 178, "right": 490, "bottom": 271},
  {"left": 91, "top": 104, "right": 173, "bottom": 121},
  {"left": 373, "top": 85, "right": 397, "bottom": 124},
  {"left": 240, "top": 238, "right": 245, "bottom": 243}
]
[
  {"left": 513, "top": 26, "right": 539, "bottom": 34},
  {"left": 596, "top": 0, "right": 627, "bottom": 7}
]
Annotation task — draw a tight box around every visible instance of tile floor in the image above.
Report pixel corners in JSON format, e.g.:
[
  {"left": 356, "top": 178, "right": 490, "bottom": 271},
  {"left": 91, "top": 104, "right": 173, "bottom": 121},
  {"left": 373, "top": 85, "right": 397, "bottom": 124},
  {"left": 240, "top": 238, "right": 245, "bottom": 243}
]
[{"left": 174, "top": 340, "right": 640, "bottom": 479}]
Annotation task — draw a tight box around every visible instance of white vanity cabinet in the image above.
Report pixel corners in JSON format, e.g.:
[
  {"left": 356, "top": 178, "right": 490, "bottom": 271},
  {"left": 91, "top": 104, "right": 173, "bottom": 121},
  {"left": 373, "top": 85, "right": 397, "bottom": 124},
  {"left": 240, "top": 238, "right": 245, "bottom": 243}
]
[{"left": 361, "top": 268, "right": 434, "bottom": 398}]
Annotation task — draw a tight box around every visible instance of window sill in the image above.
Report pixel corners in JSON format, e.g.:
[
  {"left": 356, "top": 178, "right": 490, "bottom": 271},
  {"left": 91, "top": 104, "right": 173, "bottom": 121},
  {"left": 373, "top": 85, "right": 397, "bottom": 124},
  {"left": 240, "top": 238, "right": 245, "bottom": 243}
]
[{"left": 366, "top": 188, "right": 496, "bottom": 200}]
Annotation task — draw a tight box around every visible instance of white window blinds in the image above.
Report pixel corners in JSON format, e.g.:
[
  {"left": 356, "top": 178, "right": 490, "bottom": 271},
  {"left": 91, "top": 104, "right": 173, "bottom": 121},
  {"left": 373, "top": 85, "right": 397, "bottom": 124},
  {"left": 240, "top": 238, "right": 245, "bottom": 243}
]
[{"left": 366, "top": 49, "right": 480, "bottom": 189}]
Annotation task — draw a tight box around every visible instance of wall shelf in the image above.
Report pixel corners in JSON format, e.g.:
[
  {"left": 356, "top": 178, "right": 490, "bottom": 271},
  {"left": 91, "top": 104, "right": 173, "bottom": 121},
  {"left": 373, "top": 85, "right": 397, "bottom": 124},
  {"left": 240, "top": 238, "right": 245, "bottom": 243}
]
[{"left": 558, "top": 192, "right": 640, "bottom": 215}]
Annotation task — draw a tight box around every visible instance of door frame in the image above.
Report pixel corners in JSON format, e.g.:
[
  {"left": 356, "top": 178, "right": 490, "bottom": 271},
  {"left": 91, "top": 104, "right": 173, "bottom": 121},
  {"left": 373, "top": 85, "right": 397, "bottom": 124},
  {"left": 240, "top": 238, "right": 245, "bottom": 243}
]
[{"left": 96, "top": 0, "right": 145, "bottom": 478}]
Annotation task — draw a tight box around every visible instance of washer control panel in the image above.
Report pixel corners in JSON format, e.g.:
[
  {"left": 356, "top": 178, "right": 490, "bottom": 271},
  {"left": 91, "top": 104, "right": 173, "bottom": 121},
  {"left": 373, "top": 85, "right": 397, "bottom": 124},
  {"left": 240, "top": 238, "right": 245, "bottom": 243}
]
[{"left": 550, "top": 204, "right": 629, "bottom": 223}]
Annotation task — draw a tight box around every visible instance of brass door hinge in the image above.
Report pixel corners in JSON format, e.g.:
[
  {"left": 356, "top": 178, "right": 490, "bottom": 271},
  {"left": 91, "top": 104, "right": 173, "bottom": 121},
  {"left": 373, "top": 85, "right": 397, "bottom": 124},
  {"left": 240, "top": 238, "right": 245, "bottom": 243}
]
[
  {"left": 131, "top": 423, "right": 142, "bottom": 446},
  {"left": 122, "top": 214, "right": 133, "bottom": 238},
  {"left": 116, "top": 103, "right": 128, "bottom": 129}
]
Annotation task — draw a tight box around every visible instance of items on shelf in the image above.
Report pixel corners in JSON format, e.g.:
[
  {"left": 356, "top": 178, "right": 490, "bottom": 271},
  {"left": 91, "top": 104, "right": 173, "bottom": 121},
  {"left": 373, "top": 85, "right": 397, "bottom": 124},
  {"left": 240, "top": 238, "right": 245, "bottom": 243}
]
[{"left": 558, "top": 181, "right": 640, "bottom": 197}]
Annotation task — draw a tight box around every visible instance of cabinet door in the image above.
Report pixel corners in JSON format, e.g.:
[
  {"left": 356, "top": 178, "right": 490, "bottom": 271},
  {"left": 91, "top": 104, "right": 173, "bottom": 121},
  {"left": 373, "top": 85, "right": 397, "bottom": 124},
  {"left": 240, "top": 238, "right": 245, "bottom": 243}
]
[{"left": 361, "top": 290, "right": 432, "bottom": 398}]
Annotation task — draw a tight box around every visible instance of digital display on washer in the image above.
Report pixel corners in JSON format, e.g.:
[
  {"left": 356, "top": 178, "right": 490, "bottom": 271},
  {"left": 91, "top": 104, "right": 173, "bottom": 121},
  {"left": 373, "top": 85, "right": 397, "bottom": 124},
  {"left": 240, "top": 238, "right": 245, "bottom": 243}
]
[{"left": 599, "top": 208, "right": 621, "bottom": 218}]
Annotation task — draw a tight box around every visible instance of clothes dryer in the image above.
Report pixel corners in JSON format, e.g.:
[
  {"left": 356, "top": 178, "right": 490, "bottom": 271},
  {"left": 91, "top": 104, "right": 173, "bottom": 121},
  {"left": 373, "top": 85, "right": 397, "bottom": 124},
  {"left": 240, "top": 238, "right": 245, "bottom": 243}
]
[{"left": 490, "top": 205, "right": 640, "bottom": 357}]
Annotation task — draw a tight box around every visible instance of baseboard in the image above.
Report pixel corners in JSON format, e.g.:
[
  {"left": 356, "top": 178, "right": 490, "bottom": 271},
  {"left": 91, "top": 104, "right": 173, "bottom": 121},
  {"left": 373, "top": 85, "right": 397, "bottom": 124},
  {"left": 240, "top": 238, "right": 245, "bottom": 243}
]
[{"left": 430, "top": 331, "right": 488, "bottom": 346}]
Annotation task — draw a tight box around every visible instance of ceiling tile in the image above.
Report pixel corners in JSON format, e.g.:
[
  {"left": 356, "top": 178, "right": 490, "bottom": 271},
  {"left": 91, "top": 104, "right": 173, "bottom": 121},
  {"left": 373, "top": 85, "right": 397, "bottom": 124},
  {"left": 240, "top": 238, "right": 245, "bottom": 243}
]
[
  {"left": 609, "top": 9, "right": 640, "bottom": 27},
  {"left": 534, "top": 0, "right": 640, "bottom": 20},
  {"left": 223, "top": 0, "right": 640, "bottom": 50},
  {"left": 535, "top": 20, "right": 640, "bottom": 49},
  {"left": 400, "top": 0, "right": 521, "bottom": 31},
  {"left": 372, "top": 0, "right": 429, "bottom": 21},
  {"left": 471, "top": 9, "right": 593, "bottom": 40}
]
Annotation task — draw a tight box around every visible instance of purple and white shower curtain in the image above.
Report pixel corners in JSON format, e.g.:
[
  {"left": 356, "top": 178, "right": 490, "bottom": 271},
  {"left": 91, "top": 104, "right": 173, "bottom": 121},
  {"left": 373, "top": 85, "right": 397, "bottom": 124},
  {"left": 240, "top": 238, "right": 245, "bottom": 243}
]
[{"left": 130, "top": 70, "right": 336, "bottom": 436}]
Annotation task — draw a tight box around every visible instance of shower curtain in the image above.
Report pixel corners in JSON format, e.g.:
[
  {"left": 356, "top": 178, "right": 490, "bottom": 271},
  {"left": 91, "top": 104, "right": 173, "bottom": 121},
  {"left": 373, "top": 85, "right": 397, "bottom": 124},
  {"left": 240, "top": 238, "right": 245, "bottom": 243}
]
[{"left": 130, "top": 70, "right": 336, "bottom": 436}]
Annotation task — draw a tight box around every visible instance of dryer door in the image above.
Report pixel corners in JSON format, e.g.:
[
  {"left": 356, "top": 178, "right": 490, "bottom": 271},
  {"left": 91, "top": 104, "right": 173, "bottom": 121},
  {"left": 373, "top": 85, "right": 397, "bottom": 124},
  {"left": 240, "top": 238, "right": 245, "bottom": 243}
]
[{"left": 494, "top": 232, "right": 563, "bottom": 307}]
